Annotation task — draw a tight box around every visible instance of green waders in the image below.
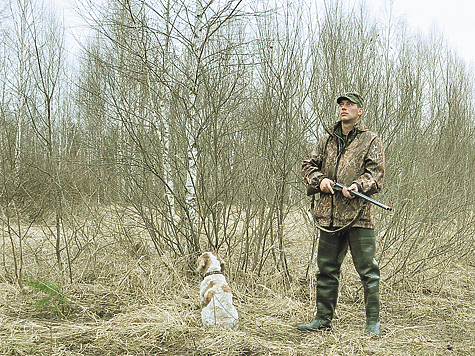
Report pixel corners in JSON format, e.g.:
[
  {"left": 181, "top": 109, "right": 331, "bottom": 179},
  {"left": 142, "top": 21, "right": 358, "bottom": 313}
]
[{"left": 297, "top": 228, "right": 380, "bottom": 336}]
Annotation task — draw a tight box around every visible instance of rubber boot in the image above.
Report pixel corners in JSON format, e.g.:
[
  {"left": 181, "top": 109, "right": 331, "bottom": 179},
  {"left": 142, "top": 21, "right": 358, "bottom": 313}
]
[
  {"left": 297, "top": 286, "right": 336, "bottom": 331},
  {"left": 349, "top": 228, "right": 381, "bottom": 337},
  {"left": 297, "top": 317, "right": 331, "bottom": 331},
  {"left": 365, "top": 320, "right": 381, "bottom": 336},
  {"left": 297, "top": 284, "right": 336, "bottom": 331},
  {"left": 364, "top": 284, "right": 380, "bottom": 336},
  {"left": 298, "top": 232, "right": 348, "bottom": 331}
]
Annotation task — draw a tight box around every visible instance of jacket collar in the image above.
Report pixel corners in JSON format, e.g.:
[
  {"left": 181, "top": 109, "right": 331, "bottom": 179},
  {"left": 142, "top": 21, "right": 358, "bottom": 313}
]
[{"left": 329, "top": 119, "right": 367, "bottom": 137}]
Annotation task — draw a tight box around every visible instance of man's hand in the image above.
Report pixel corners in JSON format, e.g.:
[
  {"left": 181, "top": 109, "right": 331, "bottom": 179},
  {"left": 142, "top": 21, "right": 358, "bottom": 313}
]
[
  {"left": 320, "top": 178, "right": 334, "bottom": 194},
  {"left": 342, "top": 183, "right": 358, "bottom": 199}
]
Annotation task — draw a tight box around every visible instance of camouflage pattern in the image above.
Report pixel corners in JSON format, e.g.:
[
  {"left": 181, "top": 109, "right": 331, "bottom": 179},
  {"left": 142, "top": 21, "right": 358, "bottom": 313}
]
[
  {"left": 302, "top": 120, "right": 385, "bottom": 229},
  {"left": 337, "top": 92, "right": 364, "bottom": 107}
]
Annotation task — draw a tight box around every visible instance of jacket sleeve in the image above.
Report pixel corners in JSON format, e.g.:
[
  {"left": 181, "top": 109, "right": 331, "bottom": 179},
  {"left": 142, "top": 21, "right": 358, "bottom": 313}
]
[
  {"left": 302, "top": 134, "right": 329, "bottom": 193},
  {"left": 353, "top": 135, "right": 385, "bottom": 196}
]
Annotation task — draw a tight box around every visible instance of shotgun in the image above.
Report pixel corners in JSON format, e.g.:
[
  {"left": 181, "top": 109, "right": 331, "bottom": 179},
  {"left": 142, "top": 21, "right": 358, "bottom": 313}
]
[{"left": 333, "top": 182, "right": 392, "bottom": 211}]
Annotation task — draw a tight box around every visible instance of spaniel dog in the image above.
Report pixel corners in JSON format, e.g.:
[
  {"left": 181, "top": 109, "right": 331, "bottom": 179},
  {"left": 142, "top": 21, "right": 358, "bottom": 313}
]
[{"left": 196, "top": 252, "right": 238, "bottom": 329}]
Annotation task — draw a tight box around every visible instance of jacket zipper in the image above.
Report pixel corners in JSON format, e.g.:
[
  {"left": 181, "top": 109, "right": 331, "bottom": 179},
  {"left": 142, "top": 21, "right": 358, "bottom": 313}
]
[{"left": 330, "top": 133, "right": 346, "bottom": 228}]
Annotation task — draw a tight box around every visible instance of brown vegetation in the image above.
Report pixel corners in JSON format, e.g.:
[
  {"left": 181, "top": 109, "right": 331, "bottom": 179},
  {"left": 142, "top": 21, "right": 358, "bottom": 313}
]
[
  {"left": 1, "top": 0, "right": 475, "bottom": 354},
  {"left": 1, "top": 214, "right": 474, "bottom": 355}
]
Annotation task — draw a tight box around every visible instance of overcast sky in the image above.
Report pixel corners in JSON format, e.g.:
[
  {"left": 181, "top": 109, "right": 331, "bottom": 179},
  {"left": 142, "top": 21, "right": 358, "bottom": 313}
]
[
  {"left": 55, "top": 0, "right": 475, "bottom": 67},
  {"left": 366, "top": 0, "right": 475, "bottom": 66}
]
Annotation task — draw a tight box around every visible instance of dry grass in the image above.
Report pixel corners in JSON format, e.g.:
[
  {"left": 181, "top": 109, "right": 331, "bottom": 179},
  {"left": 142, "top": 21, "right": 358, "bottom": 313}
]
[
  {"left": 1, "top": 212, "right": 474, "bottom": 355},
  {"left": 1, "top": 256, "right": 474, "bottom": 355}
]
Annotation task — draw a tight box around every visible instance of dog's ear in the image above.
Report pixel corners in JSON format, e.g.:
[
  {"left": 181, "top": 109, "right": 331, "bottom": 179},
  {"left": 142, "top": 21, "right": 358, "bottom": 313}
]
[
  {"left": 196, "top": 252, "right": 210, "bottom": 272},
  {"left": 214, "top": 252, "right": 225, "bottom": 272}
]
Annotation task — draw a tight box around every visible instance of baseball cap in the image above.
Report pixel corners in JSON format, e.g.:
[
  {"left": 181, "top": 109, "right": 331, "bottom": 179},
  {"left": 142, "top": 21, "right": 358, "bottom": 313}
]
[{"left": 336, "top": 92, "right": 364, "bottom": 107}]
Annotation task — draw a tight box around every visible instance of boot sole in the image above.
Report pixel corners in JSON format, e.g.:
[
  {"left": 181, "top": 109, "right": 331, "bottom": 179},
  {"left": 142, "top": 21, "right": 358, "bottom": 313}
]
[{"left": 297, "top": 326, "right": 331, "bottom": 332}]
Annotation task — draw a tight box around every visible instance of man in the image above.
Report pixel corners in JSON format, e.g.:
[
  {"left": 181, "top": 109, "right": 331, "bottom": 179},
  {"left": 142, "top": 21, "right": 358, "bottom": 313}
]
[{"left": 298, "top": 92, "right": 385, "bottom": 336}]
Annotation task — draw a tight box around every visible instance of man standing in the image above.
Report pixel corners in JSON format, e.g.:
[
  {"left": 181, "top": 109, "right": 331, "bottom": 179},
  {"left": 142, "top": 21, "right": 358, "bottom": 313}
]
[{"left": 298, "top": 93, "right": 385, "bottom": 336}]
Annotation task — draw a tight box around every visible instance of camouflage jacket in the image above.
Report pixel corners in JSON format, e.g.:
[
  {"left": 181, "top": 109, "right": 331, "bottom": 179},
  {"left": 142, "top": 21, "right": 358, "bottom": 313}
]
[{"left": 302, "top": 120, "right": 385, "bottom": 229}]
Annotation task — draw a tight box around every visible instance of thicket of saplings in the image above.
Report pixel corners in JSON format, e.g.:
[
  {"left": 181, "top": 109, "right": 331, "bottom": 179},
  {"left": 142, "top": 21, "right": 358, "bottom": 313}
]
[{"left": 1, "top": 0, "right": 474, "bottom": 317}]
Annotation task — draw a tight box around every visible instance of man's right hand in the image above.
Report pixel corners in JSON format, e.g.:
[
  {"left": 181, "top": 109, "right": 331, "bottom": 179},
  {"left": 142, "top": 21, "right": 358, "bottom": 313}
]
[{"left": 320, "top": 178, "right": 335, "bottom": 194}]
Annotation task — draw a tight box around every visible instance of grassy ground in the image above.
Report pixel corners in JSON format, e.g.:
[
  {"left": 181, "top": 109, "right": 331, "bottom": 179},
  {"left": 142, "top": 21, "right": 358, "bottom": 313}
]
[{"left": 1, "top": 255, "right": 474, "bottom": 356}]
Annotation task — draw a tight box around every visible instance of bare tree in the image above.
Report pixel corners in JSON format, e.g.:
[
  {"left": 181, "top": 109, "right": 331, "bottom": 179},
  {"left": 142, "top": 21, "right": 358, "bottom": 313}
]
[
  {"left": 0, "top": 0, "right": 71, "bottom": 286},
  {"left": 2, "top": 0, "right": 471, "bottom": 289},
  {"left": 76, "top": 0, "right": 251, "bottom": 264}
]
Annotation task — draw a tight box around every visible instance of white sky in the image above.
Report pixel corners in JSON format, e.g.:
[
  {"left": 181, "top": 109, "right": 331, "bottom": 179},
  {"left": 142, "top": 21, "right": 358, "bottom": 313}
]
[
  {"left": 53, "top": 0, "right": 475, "bottom": 67},
  {"left": 366, "top": 0, "right": 475, "bottom": 67},
  {"left": 52, "top": 0, "right": 86, "bottom": 56}
]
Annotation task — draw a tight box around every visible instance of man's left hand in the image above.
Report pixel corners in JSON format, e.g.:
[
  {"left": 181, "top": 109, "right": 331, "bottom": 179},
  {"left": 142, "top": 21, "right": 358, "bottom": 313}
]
[{"left": 342, "top": 183, "right": 358, "bottom": 199}]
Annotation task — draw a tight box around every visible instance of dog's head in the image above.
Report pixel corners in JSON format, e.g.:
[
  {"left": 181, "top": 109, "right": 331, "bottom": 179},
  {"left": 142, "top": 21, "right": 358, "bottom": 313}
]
[{"left": 196, "top": 252, "right": 225, "bottom": 273}]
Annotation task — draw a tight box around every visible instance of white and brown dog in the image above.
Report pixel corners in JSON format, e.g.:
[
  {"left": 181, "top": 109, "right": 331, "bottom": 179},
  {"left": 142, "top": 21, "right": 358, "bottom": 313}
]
[{"left": 196, "top": 252, "right": 238, "bottom": 329}]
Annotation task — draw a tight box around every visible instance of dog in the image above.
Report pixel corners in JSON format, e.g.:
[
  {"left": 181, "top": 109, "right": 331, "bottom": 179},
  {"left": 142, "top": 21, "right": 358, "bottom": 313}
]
[{"left": 196, "top": 252, "right": 238, "bottom": 329}]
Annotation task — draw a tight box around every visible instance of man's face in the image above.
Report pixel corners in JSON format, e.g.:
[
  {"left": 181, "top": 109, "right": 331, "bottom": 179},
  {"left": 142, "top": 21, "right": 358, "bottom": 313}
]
[{"left": 338, "top": 99, "right": 363, "bottom": 122}]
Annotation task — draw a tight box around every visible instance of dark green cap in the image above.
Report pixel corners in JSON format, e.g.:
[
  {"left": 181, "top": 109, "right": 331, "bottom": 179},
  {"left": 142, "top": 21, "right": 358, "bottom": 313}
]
[{"left": 337, "top": 92, "right": 364, "bottom": 107}]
